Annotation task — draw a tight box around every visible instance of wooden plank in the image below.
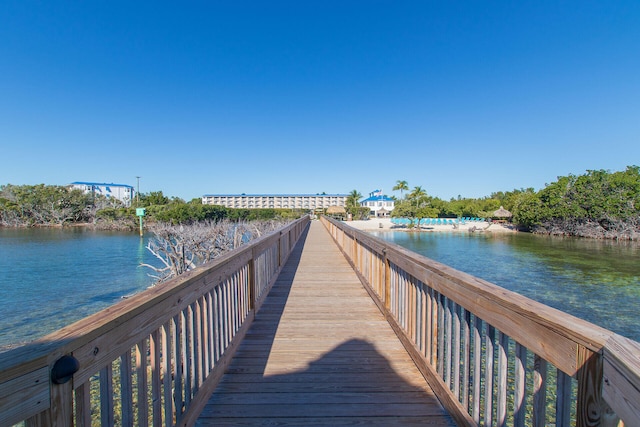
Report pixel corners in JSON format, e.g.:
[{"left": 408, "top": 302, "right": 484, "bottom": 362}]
[
  {"left": 197, "top": 416, "right": 454, "bottom": 426},
  {"left": 0, "top": 366, "right": 49, "bottom": 427},
  {"left": 198, "top": 221, "right": 456, "bottom": 426}
]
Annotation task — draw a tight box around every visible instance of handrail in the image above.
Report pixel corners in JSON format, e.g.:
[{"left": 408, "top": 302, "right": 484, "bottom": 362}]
[
  {"left": 0, "top": 216, "right": 309, "bottom": 427},
  {"left": 322, "top": 216, "right": 639, "bottom": 427}
]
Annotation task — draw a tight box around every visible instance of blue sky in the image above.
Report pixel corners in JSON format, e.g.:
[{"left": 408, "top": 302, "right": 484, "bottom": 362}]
[{"left": 1, "top": 2, "right": 639, "bottom": 201}]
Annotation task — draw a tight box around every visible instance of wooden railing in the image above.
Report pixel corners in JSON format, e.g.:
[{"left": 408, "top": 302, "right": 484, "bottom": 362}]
[
  {"left": 322, "top": 217, "right": 640, "bottom": 427},
  {"left": 0, "top": 216, "right": 309, "bottom": 427}
]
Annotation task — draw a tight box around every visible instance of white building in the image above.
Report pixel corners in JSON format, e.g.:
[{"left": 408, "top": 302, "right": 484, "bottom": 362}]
[
  {"left": 70, "top": 182, "right": 134, "bottom": 207},
  {"left": 201, "top": 193, "right": 349, "bottom": 210},
  {"left": 360, "top": 189, "right": 395, "bottom": 217}
]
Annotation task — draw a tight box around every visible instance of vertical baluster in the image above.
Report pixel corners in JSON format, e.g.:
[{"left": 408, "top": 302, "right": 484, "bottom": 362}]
[
  {"left": 193, "top": 300, "right": 202, "bottom": 389},
  {"left": 431, "top": 288, "right": 438, "bottom": 367},
  {"left": 462, "top": 309, "right": 471, "bottom": 410},
  {"left": 514, "top": 343, "right": 527, "bottom": 427},
  {"left": 437, "top": 293, "right": 445, "bottom": 376},
  {"left": 497, "top": 331, "right": 509, "bottom": 427},
  {"left": 161, "top": 322, "right": 173, "bottom": 427},
  {"left": 239, "top": 266, "right": 247, "bottom": 321},
  {"left": 173, "top": 314, "right": 183, "bottom": 421},
  {"left": 230, "top": 274, "right": 237, "bottom": 336},
  {"left": 556, "top": 369, "right": 572, "bottom": 426},
  {"left": 425, "top": 284, "right": 432, "bottom": 362},
  {"left": 184, "top": 307, "right": 193, "bottom": 406},
  {"left": 399, "top": 272, "right": 405, "bottom": 329},
  {"left": 533, "top": 355, "right": 547, "bottom": 427},
  {"left": 410, "top": 278, "right": 416, "bottom": 344},
  {"left": 75, "top": 381, "right": 91, "bottom": 427},
  {"left": 225, "top": 281, "right": 232, "bottom": 348},
  {"left": 484, "top": 324, "right": 495, "bottom": 426},
  {"left": 203, "top": 293, "right": 211, "bottom": 375},
  {"left": 100, "top": 365, "right": 114, "bottom": 426},
  {"left": 136, "top": 339, "right": 149, "bottom": 427},
  {"left": 150, "top": 329, "right": 162, "bottom": 427},
  {"left": 405, "top": 275, "right": 411, "bottom": 338},
  {"left": 213, "top": 286, "right": 221, "bottom": 364},
  {"left": 120, "top": 349, "right": 133, "bottom": 427},
  {"left": 453, "top": 302, "right": 461, "bottom": 401},
  {"left": 390, "top": 268, "right": 396, "bottom": 318},
  {"left": 420, "top": 283, "right": 427, "bottom": 357},
  {"left": 220, "top": 284, "right": 227, "bottom": 352},
  {"left": 445, "top": 297, "right": 453, "bottom": 387},
  {"left": 236, "top": 270, "right": 242, "bottom": 330},
  {"left": 472, "top": 316, "right": 482, "bottom": 423}
]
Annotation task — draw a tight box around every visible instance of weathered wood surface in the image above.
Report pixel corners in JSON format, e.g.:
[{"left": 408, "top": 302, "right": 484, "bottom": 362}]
[{"left": 197, "top": 221, "right": 455, "bottom": 426}]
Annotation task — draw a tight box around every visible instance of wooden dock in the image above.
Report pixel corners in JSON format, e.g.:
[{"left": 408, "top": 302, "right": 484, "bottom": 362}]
[
  {"left": 196, "top": 221, "right": 455, "bottom": 426},
  {"left": 2, "top": 215, "right": 638, "bottom": 426}
]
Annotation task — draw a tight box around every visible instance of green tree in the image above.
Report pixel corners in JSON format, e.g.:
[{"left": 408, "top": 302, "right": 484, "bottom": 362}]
[
  {"left": 392, "top": 180, "right": 409, "bottom": 199},
  {"left": 393, "top": 186, "right": 438, "bottom": 226},
  {"left": 345, "top": 190, "right": 369, "bottom": 220},
  {"left": 141, "top": 191, "right": 170, "bottom": 206},
  {"left": 346, "top": 190, "right": 362, "bottom": 208}
]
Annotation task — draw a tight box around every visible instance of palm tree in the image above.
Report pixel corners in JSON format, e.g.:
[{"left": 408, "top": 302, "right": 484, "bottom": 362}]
[
  {"left": 393, "top": 180, "right": 409, "bottom": 199},
  {"left": 409, "top": 186, "right": 427, "bottom": 208},
  {"left": 346, "top": 189, "right": 362, "bottom": 209}
]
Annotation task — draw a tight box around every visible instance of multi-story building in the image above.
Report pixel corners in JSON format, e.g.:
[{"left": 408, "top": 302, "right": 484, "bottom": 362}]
[
  {"left": 69, "top": 182, "right": 134, "bottom": 207},
  {"left": 201, "top": 193, "right": 349, "bottom": 210},
  {"left": 360, "top": 189, "right": 395, "bottom": 217}
]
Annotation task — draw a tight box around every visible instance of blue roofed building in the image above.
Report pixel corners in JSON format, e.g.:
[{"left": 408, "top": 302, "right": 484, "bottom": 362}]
[
  {"left": 69, "top": 182, "right": 134, "bottom": 207},
  {"left": 360, "top": 189, "right": 395, "bottom": 217}
]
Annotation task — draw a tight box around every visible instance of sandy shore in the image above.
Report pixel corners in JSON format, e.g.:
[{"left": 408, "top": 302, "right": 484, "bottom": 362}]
[{"left": 342, "top": 218, "right": 516, "bottom": 233}]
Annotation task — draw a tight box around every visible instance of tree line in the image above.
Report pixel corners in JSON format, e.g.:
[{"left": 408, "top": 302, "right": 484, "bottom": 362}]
[
  {"left": 0, "top": 184, "right": 305, "bottom": 229},
  {"left": 3, "top": 165, "right": 639, "bottom": 239},
  {"left": 388, "top": 166, "right": 640, "bottom": 240}
]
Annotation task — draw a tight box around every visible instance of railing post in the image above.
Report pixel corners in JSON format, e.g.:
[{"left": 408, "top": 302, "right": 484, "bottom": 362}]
[
  {"left": 56, "top": 379, "right": 75, "bottom": 426},
  {"left": 576, "top": 346, "right": 620, "bottom": 427}
]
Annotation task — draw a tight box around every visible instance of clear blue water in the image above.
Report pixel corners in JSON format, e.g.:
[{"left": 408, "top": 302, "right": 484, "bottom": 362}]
[
  {"left": 370, "top": 231, "right": 640, "bottom": 342},
  {"left": 1, "top": 228, "right": 638, "bottom": 350},
  {"left": 0, "top": 228, "right": 162, "bottom": 350}
]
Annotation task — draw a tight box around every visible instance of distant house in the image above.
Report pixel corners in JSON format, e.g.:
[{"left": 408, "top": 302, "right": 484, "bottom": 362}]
[
  {"left": 70, "top": 182, "right": 134, "bottom": 207},
  {"left": 360, "top": 190, "right": 395, "bottom": 217}
]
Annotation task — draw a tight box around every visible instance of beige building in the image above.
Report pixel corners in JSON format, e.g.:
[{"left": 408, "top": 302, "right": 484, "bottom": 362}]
[{"left": 201, "top": 193, "right": 348, "bottom": 210}]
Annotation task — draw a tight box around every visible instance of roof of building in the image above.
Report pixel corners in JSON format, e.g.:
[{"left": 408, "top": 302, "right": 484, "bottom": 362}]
[
  {"left": 360, "top": 195, "right": 395, "bottom": 203},
  {"left": 71, "top": 181, "right": 134, "bottom": 189},
  {"left": 202, "top": 193, "right": 349, "bottom": 197}
]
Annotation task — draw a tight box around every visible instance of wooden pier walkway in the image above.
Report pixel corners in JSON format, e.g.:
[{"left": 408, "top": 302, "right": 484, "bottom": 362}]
[{"left": 196, "top": 221, "right": 455, "bottom": 426}]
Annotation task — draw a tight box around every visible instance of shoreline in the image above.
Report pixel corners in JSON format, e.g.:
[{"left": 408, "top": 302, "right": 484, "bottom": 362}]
[{"left": 342, "top": 218, "right": 518, "bottom": 233}]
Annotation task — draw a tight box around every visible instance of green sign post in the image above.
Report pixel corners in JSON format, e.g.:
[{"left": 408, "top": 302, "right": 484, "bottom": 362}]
[{"left": 136, "top": 208, "right": 146, "bottom": 237}]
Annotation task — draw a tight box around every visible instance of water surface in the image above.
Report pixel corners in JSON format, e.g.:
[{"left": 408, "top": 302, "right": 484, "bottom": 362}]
[{"left": 0, "top": 227, "right": 161, "bottom": 349}]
